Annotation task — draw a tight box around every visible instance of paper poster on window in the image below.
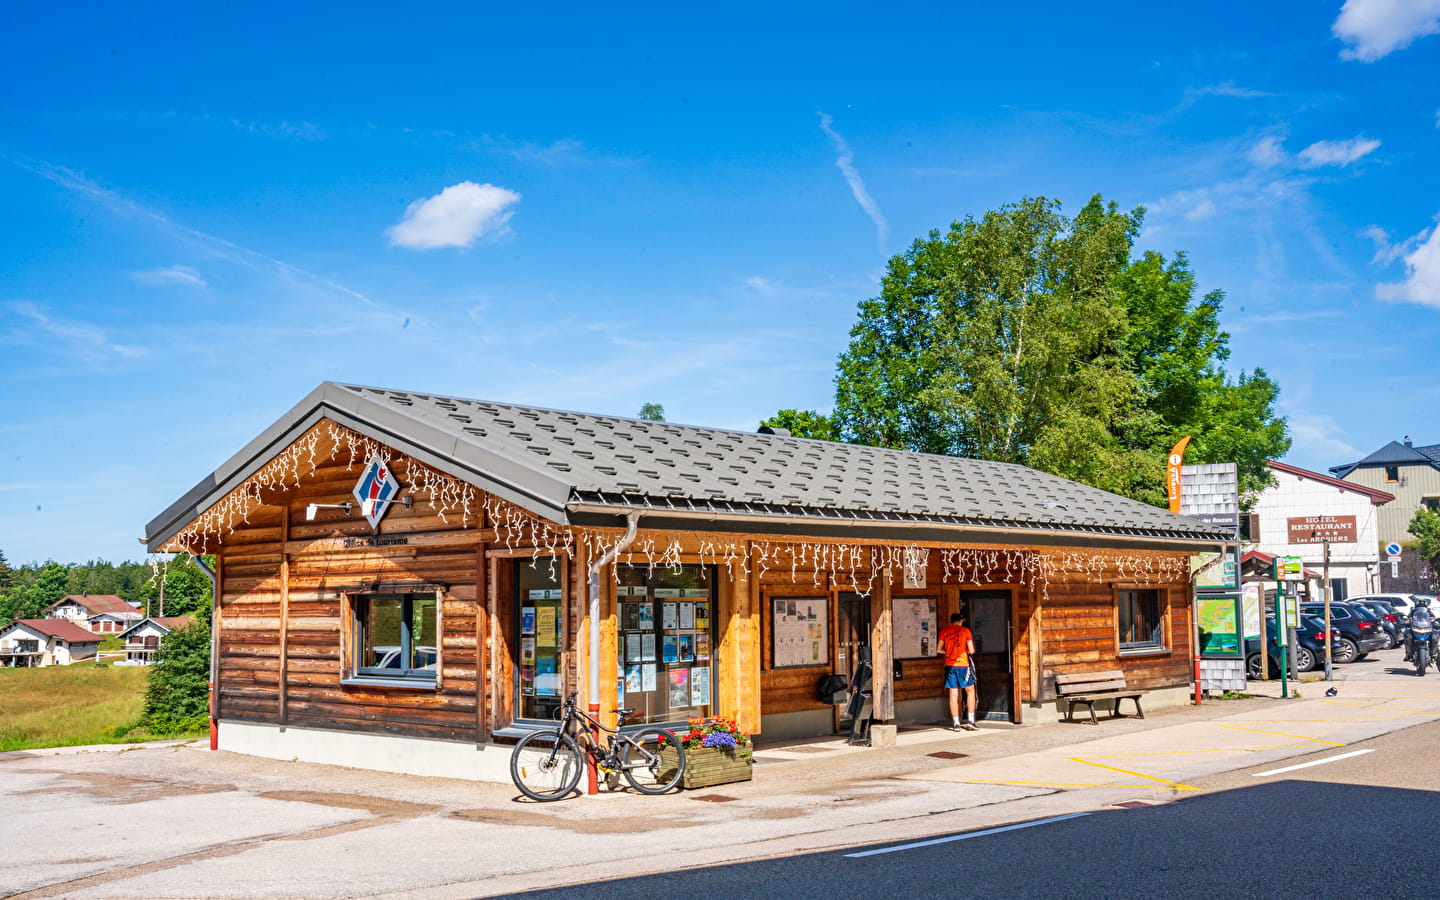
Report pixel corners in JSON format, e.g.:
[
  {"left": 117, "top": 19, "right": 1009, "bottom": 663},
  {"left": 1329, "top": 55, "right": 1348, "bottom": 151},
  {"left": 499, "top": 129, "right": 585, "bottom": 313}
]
[
  {"left": 691, "top": 666, "right": 710, "bottom": 707},
  {"left": 663, "top": 603, "right": 678, "bottom": 629},
  {"left": 520, "top": 607, "right": 536, "bottom": 635},
  {"left": 626, "top": 634, "right": 641, "bottom": 662},
  {"left": 536, "top": 606, "right": 559, "bottom": 647},
  {"left": 696, "top": 603, "right": 710, "bottom": 629},
  {"left": 695, "top": 633, "right": 711, "bottom": 662},
  {"left": 641, "top": 664, "right": 656, "bottom": 692},
  {"left": 680, "top": 603, "right": 695, "bottom": 629},
  {"left": 641, "top": 633, "right": 656, "bottom": 661},
  {"left": 679, "top": 633, "right": 694, "bottom": 661},
  {"left": 892, "top": 596, "right": 937, "bottom": 659},
  {"left": 638, "top": 603, "right": 654, "bottom": 628},
  {"left": 621, "top": 603, "right": 641, "bottom": 632},
  {"left": 520, "top": 637, "right": 535, "bottom": 665},
  {"left": 520, "top": 665, "right": 535, "bottom": 696},
  {"left": 662, "top": 634, "right": 678, "bottom": 663},
  {"left": 625, "top": 664, "right": 643, "bottom": 693},
  {"left": 668, "top": 667, "right": 690, "bottom": 707},
  {"left": 535, "top": 657, "right": 558, "bottom": 696},
  {"left": 772, "top": 597, "right": 828, "bottom": 668}
]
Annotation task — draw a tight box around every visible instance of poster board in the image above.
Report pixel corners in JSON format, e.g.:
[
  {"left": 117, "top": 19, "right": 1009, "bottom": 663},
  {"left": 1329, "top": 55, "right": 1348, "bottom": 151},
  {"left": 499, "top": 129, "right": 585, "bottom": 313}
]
[
  {"left": 1197, "top": 594, "right": 1242, "bottom": 658},
  {"left": 771, "top": 597, "right": 828, "bottom": 668},
  {"left": 892, "top": 595, "right": 937, "bottom": 659}
]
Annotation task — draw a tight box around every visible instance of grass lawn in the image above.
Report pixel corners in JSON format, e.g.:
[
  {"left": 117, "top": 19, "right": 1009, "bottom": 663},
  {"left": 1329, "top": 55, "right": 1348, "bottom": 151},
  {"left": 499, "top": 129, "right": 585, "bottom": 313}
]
[{"left": 0, "top": 665, "right": 197, "bottom": 751}]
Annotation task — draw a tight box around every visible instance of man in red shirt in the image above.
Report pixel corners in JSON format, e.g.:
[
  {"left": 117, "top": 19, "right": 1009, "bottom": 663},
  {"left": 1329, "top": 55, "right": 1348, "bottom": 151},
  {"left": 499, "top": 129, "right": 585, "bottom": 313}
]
[{"left": 938, "top": 613, "right": 978, "bottom": 731}]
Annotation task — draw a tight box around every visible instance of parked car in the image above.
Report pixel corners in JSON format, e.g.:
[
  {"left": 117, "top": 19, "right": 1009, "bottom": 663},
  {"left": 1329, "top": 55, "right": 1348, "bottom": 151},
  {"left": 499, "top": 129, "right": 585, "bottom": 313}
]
[
  {"left": 1246, "top": 615, "right": 1343, "bottom": 677},
  {"left": 1299, "top": 602, "right": 1388, "bottom": 662},
  {"left": 1352, "top": 599, "right": 1404, "bottom": 648},
  {"left": 1349, "top": 593, "right": 1424, "bottom": 622}
]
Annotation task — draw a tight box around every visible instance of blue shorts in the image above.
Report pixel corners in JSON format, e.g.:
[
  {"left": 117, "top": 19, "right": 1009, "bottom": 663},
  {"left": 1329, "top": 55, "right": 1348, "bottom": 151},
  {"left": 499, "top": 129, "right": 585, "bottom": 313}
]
[{"left": 944, "top": 666, "right": 975, "bottom": 689}]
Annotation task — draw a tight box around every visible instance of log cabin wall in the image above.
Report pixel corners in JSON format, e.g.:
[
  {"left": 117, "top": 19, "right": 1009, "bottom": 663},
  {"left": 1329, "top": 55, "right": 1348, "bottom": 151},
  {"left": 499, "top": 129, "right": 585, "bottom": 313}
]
[
  {"left": 215, "top": 452, "right": 495, "bottom": 743},
  {"left": 1033, "top": 549, "right": 1192, "bottom": 703}
]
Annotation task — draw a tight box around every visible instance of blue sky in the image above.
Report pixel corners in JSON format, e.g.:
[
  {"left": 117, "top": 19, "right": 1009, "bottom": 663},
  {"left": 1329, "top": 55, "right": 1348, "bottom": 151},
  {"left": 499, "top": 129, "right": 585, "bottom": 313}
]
[{"left": 3, "top": 1, "right": 1439, "bottom": 566}]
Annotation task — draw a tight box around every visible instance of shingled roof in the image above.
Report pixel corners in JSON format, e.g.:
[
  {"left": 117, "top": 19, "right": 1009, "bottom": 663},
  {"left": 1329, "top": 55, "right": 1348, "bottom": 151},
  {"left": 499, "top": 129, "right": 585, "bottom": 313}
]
[
  {"left": 1330, "top": 440, "right": 1440, "bottom": 478},
  {"left": 46, "top": 594, "right": 137, "bottom": 617},
  {"left": 146, "top": 382, "right": 1235, "bottom": 551}
]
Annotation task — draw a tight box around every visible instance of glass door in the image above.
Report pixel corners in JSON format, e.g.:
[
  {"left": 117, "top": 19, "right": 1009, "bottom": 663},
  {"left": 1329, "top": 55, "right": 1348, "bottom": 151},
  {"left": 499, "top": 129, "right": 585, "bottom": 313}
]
[
  {"left": 835, "top": 592, "right": 871, "bottom": 722},
  {"left": 961, "top": 589, "right": 1013, "bottom": 720},
  {"left": 516, "top": 562, "right": 564, "bottom": 721},
  {"left": 616, "top": 564, "right": 716, "bottom": 725}
]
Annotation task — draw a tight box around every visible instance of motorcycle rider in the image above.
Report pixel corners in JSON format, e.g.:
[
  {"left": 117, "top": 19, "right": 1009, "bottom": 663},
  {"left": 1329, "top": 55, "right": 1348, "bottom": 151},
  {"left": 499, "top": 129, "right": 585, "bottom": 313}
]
[{"left": 1405, "top": 597, "right": 1436, "bottom": 662}]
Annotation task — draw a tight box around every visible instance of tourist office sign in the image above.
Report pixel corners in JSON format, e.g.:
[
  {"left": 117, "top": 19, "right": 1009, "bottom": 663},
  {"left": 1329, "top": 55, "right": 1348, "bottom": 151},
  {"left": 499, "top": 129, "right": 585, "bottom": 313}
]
[{"left": 1286, "top": 515, "right": 1357, "bottom": 545}]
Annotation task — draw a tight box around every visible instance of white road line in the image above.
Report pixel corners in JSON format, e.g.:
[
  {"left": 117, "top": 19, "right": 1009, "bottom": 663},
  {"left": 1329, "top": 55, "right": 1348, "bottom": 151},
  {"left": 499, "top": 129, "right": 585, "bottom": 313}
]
[
  {"left": 1252, "top": 748, "right": 1374, "bottom": 777},
  {"left": 844, "top": 813, "right": 1091, "bottom": 858}
]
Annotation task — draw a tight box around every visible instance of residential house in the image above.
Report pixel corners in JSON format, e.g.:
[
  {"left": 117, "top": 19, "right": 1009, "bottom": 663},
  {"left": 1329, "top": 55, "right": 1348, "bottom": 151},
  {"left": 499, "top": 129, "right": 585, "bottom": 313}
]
[
  {"left": 0, "top": 619, "right": 101, "bottom": 667},
  {"left": 115, "top": 616, "right": 197, "bottom": 665},
  {"left": 44, "top": 594, "right": 142, "bottom": 634},
  {"left": 144, "top": 382, "right": 1232, "bottom": 784},
  {"left": 1331, "top": 438, "right": 1440, "bottom": 593}
]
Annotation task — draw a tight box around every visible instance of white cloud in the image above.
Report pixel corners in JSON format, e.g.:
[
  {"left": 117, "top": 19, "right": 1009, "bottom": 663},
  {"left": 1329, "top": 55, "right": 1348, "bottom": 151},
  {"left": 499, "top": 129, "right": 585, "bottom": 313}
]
[
  {"left": 130, "top": 264, "right": 207, "bottom": 287},
  {"left": 1334, "top": 0, "right": 1440, "bottom": 62},
  {"left": 1184, "top": 198, "right": 1218, "bottom": 221},
  {"left": 1377, "top": 219, "right": 1440, "bottom": 306},
  {"left": 1185, "top": 82, "right": 1275, "bottom": 102},
  {"left": 1285, "top": 412, "right": 1361, "bottom": 461},
  {"left": 744, "top": 276, "right": 777, "bottom": 295},
  {"left": 1247, "top": 136, "right": 1287, "bottom": 168},
  {"left": 1296, "top": 137, "right": 1381, "bottom": 168},
  {"left": 3, "top": 301, "right": 148, "bottom": 360},
  {"left": 817, "top": 113, "right": 889, "bottom": 254},
  {"left": 386, "top": 182, "right": 521, "bottom": 250}
]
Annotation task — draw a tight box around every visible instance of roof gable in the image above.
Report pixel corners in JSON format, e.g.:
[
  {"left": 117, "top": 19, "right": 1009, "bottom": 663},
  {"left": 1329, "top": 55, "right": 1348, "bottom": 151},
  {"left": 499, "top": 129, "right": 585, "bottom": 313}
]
[
  {"left": 11, "top": 619, "right": 100, "bottom": 643},
  {"left": 1267, "top": 460, "right": 1395, "bottom": 505},
  {"left": 47, "top": 595, "right": 134, "bottom": 617},
  {"left": 146, "top": 381, "right": 1234, "bottom": 550},
  {"left": 1331, "top": 440, "right": 1440, "bottom": 478}
]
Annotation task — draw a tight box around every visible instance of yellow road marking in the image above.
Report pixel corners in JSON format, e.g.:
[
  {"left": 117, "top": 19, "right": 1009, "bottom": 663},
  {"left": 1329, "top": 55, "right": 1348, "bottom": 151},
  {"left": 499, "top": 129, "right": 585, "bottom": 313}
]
[
  {"left": 1089, "top": 745, "right": 1299, "bottom": 758},
  {"left": 964, "top": 779, "right": 1178, "bottom": 790},
  {"left": 1068, "top": 757, "right": 1198, "bottom": 791},
  {"left": 1215, "top": 724, "right": 1344, "bottom": 746}
]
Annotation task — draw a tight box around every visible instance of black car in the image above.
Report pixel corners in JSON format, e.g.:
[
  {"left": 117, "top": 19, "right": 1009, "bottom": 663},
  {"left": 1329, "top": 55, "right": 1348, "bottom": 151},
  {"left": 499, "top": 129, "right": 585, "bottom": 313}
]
[
  {"left": 1246, "top": 615, "right": 1343, "bottom": 677},
  {"left": 1299, "top": 601, "right": 1389, "bottom": 662},
  {"left": 1353, "top": 599, "right": 1404, "bottom": 648}
]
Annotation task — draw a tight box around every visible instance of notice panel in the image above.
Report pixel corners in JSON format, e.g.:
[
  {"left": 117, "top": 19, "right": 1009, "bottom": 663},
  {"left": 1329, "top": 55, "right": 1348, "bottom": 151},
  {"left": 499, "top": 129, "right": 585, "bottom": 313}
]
[
  {"left": 772, "top": 597, "right": 828, "bottom": 668},
  {"left": 892, "top": 595, "right": 937, "bottom": 659},
  {"left": 1286, "top": 515, "right": 1356, "bottom": 544}
]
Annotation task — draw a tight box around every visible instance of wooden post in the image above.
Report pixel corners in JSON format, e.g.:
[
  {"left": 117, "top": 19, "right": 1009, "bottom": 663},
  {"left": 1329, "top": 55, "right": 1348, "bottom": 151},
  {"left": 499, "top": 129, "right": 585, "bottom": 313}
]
[
  {"left": 278, "top": 509, "right": 290, "bottom": 727},
  {"left": 475, "top": 542, "right": 489, "bottom": 743},
  {"left": 742, "top": 542, "right": 763, "bottom": 734},
  {"left": 871, "top": 570, "right": 895, "bottom": 721}
]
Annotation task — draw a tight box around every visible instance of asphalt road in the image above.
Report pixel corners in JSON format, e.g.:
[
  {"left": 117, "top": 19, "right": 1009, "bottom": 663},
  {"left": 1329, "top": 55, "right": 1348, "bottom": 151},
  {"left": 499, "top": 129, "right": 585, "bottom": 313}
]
[{"left": 508, "top": 719, "right": 1440, "bottom": 900}]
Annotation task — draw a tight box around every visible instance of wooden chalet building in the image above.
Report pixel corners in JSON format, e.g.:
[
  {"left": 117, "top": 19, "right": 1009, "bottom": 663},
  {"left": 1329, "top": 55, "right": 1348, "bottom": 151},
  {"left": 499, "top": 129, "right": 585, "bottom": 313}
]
[{"left": 145, "top": 382, "right": 1233, "bottom": 783}]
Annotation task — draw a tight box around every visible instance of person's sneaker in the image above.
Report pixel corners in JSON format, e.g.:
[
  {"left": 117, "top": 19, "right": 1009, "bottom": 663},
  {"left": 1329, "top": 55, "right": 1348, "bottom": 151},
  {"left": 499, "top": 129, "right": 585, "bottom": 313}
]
[{"left": 961, "top": 721, "right": 979, "bottom": 731}]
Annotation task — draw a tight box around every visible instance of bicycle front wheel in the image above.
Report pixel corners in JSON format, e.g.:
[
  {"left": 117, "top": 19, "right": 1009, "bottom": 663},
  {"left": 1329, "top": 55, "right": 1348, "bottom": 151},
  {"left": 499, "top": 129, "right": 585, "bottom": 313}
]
[
  {"left": 511, "top": 729, "right": 584, "bottom": 802},
  {"left": 621, "top": 728, "right": 685, "bottom": 794}
]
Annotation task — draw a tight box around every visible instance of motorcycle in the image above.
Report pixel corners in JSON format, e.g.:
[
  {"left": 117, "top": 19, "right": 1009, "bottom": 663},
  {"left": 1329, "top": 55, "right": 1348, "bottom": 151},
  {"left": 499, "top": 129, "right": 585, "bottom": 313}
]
[{"left": 1408, "top": 618, "right": 1437, "bottom": 676}]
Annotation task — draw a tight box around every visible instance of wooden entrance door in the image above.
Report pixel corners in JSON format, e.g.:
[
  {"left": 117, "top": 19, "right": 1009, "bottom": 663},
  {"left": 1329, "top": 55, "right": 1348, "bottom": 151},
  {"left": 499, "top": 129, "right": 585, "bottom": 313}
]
[
  {"left": 961, "top": 589, "right": 1013, "bottom": 720},
  {"left": 835, "top": 591, "right": 871, "bottom": 725}
]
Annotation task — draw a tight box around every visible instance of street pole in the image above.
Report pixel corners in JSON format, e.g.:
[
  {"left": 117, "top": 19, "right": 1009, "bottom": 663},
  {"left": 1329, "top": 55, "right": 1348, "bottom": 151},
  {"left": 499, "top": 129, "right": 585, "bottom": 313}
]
[
  {"left": 1278, "top": 580, "right": 1289, "bottom": 699},
  {"left": 1322, "top": 539, "right": 1333, "bottom": 681}
]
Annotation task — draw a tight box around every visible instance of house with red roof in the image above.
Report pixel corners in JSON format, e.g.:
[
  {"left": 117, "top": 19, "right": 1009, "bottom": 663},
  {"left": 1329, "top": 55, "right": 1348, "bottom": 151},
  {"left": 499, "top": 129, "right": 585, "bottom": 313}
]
[
  {"left": 115, "top": 616, "right": 198, "bottom": 665},
  {"left": 44, "top": 594, "right": 142, "bottom": 634},
  {"left": 0, "top": 619, "right": 101, "bottom": 667}
]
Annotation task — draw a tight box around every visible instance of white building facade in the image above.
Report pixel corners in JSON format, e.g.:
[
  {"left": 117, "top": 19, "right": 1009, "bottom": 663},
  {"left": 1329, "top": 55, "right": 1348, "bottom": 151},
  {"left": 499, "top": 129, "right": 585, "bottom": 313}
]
[{"left": 1249, "top": 461, "right": 1393, "bottom": 599}]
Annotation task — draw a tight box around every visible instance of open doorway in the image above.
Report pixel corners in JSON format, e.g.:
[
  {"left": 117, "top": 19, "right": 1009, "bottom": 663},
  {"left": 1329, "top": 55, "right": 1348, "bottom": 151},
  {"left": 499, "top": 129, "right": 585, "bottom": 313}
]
[{"left": 960, "top": 589, "right": 1013, "bottom": 721}]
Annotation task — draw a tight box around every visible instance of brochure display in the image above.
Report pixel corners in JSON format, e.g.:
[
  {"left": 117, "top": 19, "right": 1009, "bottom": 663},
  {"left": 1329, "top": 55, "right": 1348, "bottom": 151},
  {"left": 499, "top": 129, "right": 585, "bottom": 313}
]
[
  {"left": 614, "top": 568, "right": 715, "bottom": 724},
  {"left": 772, "top": 597, "right": 828, "bottom": 668},
  {"left": 892, "top": 595, "right": 937, "bottom": 659}
]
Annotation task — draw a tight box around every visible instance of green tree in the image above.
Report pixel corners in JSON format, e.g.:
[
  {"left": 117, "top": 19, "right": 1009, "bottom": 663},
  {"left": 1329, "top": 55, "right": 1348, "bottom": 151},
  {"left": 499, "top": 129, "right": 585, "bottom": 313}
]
[
  {"left": 831, "top": 194, "right": 1288, "bottom": 504},
  {"left": 760, "top": 409, "right": 838, "bottom": 441},
  {"left": 637, "top": 403, "right": 666, "bottom": 422},
  {"left": 1409, "top": 508, "right": 1440, "bottom": 572},
  {"left": 155, "top": 555, "right": 214, "bottom": 621},
  {"left": 0, "top": 549, "right": 12, "bottom": 595},
  {"left": 140, "top": 621, "right": 212, "bottom": 735}
]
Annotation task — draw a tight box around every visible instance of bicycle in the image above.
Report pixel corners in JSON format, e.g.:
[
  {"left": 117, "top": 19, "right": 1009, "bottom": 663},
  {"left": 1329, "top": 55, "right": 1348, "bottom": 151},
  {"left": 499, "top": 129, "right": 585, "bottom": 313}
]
[{"left": 509, "top": 691, "right": 687, "bottom": 801}]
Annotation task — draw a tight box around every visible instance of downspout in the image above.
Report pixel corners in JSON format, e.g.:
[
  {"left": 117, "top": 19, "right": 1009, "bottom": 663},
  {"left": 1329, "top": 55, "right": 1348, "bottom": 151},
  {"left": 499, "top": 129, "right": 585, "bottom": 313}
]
[
  {"left": 586, "top": 512, "right": 640, "bottom": 795},
  {"left": 192, "top": 554, "right": 218, "bottom": 751}
]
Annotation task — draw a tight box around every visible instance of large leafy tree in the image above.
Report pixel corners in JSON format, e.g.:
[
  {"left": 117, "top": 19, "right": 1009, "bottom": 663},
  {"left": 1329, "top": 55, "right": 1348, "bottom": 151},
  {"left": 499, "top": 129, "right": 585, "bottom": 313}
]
[
  {"left": 759, "top": 409, "right": 838, "bottom": 441},
  {"left": 140, "top": 621, "right": 211, "bottom": 734},
  {"left": 823, "top": 194, "right": 1287, "bottom": 505},
  {"left": 1408, "top": 509, "right": 1440, "bottom": 574}
]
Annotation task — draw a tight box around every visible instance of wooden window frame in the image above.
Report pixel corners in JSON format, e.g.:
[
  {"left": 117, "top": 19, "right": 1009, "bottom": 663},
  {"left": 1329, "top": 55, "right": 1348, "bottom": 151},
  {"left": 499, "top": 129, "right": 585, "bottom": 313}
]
[
  {"left": 1114, "top": 584, "right": 1169, "bottom": 656},
  {"left": 340, "top": 589, "right": 444, "bottom": 690}
]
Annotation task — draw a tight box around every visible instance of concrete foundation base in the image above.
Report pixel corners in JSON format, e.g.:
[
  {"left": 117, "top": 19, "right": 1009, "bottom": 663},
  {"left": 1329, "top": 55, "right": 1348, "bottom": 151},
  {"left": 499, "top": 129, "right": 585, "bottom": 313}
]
[{"left": 217, "top": 721, "right": 514, "bottom": 784}]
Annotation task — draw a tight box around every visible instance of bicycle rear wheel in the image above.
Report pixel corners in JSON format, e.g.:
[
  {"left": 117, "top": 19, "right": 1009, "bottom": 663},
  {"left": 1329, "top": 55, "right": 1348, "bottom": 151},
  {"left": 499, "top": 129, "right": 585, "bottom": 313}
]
[
  {"left": 621, "top": 728, "right": 685, "bottom": 794},
  {"left": 511, "top": 729, "right": 584, "bottom": 801}
]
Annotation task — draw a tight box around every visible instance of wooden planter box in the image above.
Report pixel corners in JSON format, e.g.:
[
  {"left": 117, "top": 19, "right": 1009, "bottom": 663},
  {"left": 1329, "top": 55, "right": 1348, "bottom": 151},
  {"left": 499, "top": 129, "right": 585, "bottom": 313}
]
[{"left": 661, "top": 746, "right": 754, "bottom": 789}]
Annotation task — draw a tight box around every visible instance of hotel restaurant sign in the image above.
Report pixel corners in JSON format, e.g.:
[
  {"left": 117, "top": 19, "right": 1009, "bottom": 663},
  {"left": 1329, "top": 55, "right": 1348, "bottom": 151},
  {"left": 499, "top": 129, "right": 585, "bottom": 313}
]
[{"left": 1286, "top": 515, "right": 1357, "bottom": 545}]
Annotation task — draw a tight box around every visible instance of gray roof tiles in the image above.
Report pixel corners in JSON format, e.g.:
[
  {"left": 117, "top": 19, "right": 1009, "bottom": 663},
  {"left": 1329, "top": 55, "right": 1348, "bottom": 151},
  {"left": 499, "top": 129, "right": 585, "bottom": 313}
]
[{"left": 145, "top": 382, "right": 1234, "bottom": 549}]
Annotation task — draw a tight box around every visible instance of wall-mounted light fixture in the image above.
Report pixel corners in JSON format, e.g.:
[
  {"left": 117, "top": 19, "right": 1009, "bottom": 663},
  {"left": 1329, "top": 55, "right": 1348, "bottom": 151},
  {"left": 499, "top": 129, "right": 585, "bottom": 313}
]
[{"left": 306, "top": 501, "right": 352, "bottom": 521}]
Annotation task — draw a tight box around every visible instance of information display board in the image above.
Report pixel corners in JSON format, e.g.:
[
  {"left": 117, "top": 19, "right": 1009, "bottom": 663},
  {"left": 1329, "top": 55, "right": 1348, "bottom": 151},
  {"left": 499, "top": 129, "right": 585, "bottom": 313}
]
[
  {"left": 1196, "top": 594, "right": 1242, "bottom": 658},
  {"left": 772, "top": 597, "right": 828, "bottom": 668},
  {"left": 892, "top": 595, "right": 937, "bottom": 659}
]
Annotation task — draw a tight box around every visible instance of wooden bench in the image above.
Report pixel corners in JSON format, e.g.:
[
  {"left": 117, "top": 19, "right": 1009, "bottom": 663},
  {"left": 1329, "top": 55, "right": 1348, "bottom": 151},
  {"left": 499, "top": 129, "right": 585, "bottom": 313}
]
[{"left": 1055, "top": 670, "right": 1146, "bottom": 725}]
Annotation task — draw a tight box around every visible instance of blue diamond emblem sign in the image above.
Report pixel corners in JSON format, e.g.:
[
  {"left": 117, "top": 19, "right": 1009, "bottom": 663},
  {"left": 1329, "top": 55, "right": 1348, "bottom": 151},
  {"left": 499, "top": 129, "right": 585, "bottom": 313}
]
[{"left": 353, "top": 459, "right": 402, "bottom": 530}]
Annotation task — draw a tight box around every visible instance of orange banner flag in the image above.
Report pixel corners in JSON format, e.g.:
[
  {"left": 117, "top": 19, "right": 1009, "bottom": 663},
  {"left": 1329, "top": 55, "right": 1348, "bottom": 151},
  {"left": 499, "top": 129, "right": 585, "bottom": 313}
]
[{"left": 1167, "top": 436, "right": 1192, "bottom": 514}]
